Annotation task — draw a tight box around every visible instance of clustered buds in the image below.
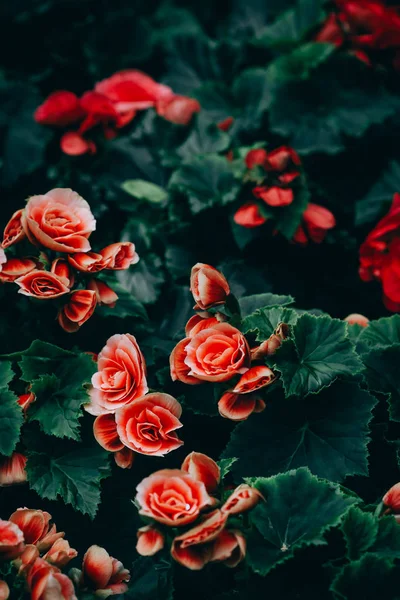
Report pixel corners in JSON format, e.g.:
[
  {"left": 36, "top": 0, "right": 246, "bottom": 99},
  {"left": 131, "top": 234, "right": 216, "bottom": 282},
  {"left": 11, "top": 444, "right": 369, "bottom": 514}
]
[
  {"left": 85, "top": 333, "right": 183, "bottom": 467},
  {"left": 170, "top": 263, "right": 279, "bottom": 420},
  {"left": 233, "top": 146, "right": 336, "bottom": 245},
  {"left": 134, "top": 451, "right": 262, "bottom": 570},
  {"left": 0, "top": 188, "right": 139, "bottom": 332},
  {"left": 34, "top": 70, "right": 200, "bottom": 156},
  {"left": 0, "top": 509, "right": 129, "bottom": 600}
]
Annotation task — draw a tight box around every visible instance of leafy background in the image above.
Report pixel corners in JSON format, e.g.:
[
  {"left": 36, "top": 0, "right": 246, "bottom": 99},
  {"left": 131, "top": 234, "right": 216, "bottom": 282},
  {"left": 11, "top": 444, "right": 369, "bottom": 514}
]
[{"left": 2, "top": 0, "right": 400, "bottom": 598}]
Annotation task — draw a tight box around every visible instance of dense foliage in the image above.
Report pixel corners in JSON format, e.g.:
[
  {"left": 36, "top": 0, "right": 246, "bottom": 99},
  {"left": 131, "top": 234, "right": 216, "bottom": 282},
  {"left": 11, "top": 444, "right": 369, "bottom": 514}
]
[{"left": 3, "top": 0, "right": 400, "bottom": 598}]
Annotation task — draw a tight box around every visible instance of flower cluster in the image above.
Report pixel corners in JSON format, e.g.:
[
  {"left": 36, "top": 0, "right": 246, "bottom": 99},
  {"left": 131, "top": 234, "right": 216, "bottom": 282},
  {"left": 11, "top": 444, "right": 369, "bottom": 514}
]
[
  {"left": 359, "top": 192, "right": 400, "bottom": 311},
  {"left": 134, "top": 452, "right": 262, "bottom": 570},
  {"left": 0, "top": 188, "right": 139, "bottom": 332},
  {"left": 170, "top": 263, "right": 279, "bottom": 420},
  {"left": 232, "top": 147, "right": 336, "bottom": 244},
  {"left": 0, "top": 509, "right": 129, "bottom": 599},
  {"left": 316, "top": 0, "right": 400, "bottom": 68},
  {"left": 86, "top": 333, "right": 183, "bottom": 466},
  {"left": 35, "top": 70, "right": 201, "bottom": 155}
]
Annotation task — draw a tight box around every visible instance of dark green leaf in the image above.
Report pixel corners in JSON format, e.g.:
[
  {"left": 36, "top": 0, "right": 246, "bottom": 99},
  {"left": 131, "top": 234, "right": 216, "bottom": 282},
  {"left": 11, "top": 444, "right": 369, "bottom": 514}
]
[
  {"left": 362, "top": 344, "right": 400, "bottom": 421},
  {"left": 218, "top": 457, "right": 238, "bottom": 480},
  {"left": 242, "top": 306, "right": 298, "bottom": 340},
  {"left": 246, "top": 467, "right": 356, "bottom": 576},
  {"left": 126, "top": 556, "right": 174, "bottom": 600},
  {"left": 6, "top": 340, "right": 74, "bottom": 383},
  {"left": 27, "top": 446, "right": 110, "bottom": 519},
  {"left": 341, "top": 507, "right": 378, "bottom": 560},
  {"left": 168, "top": 154, "right": 239, "bottom": 214},
  {"left": 0, "top": 361, "right": 23, "bottom": 456},
  {"left": 254, "top": 0, "right": 326, "bottom": 49},
  {"left": 233, "top": 68, "right": 272, "bottom": 132},
  {"left": 121, "top": 180, "right": 168, "bottom": 204},
  {"left": 176, "top": 115, "right": 230, "bottom": 161},
  {"left": 355, "top": 161, "right": 400, "bottom": 226},
  {"left": 239, "top": 293, "right": 295, "bottom": 317},
  {"left": 223, "top": 382, "right": 376, "bottom": 482},
  {"left": 331, "top": 554, "right": 397, "bottom": 599},
  {"left": 270, "top": 55, "right": 400, "bottom": 155},
  {"left": 358, "top": 315, "right": 400, "bottom": 349},
  {"left": 116, "top": 256, "right": 164, "bottom": 305},
  {"left": 98, "top": 276, "right": 148, "bottom": 320},
  {"left": 267, "top": 43, "right": 335, "bottom": 85},
  {"left": 271, "top": 314, "right": 363, "bottom": 397}
]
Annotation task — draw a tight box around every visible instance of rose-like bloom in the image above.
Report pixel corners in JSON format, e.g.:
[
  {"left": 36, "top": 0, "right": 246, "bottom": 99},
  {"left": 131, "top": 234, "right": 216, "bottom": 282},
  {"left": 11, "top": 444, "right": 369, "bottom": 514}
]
[
  {"left": 15, "top": 270, "right": 70, "bottom": 299},
  {"left": 171, "top": 510, "right": 227, "bottom": 570},
  {"left": 190, "top": 263, "right": 230, "bottom": 310},
  {"left": 34, "top": 91, "right": 84, "bottom": 127},
  {"left": 344, "top": 313, "right": 370, "bottom": 327},
  {"left": 0, "top": 453, "right": 27, "bottom": 486},
  {"left": 231, "top": 366, "right": 276, "bottom": 394},
  {"left": 58, "top": 289, "right": 97, "bottom": 333},
  {"left": 156, "top": 95, "right": 201, "bottom": 125},
  {"left": 337, "top": 0, "right": 400, "bottom": 50},
  {"left": 26, "top": 558, "right": 76, "bottom": 600},
  {"left": 0, "top": 580, "right": 9, "bottom": 600},
  {"left": 68, "top": 252, "right": 108, "bottom": 273},
  {"left": 171, "top": 322, "right": 251, "bottom": 384},
  {"left": 95, "top": 70, "right": 174, "bottom": 113},
  {"left": 60, "top": 132, "right": 97, "bottom": 156},
  {"left": 218, "top": 392, "right": 266, "bottom": 421},
  {"left": 18, "top": 391, "right": 36, "bottom": 413},
  {"left": 21, "top": 188, "right": 96, "bottom": 253},
  {"left": 0, "top": 258, "right": 37, "bottom": 283},
  {"left": 82, "top": 545, "right": 130, "bottom": 596},
  {"left": 293, "top": 203, "right": 336, "bottom": 245},
  {"left": 79, "top": 91, "right": 121, "bottom": 132},
  {"left": 266, "top": 146, "right": 301, "bottom": 174},
  {"left": 86, "top": 333, "right": 148, "bottom": 415},
  {"left": 245, "top": 149, "right": 269, "bottom": 170},
  {"left": 234, "top": 203, "right": 267, "bottom": 228},
  {"left": 9, "top": 509, "right": 51, "bottom": 546},
  {"left": 359, "top": 194, "right": 400, "bottom": 311},
  {"left": 222, "top": 484, "right": 263, "bottom": 515},
  {"left": 0, "top": 520, "right": 24, "bottom": 560},
  {"left": 87, "top": 279, "right": 118, "bottom": 307},
  {"left": 383, "top": 482, "right": 400, "bottom": 512},
  {"left": 185, "top": 315, "right": 220, "bottom": 336},
  {"left": 51, "top": 258, "right": 75, "bottom": 287},
  {"left": 2, "top": 209, "right": 25, "bottom": 248},
  {"left": 94, "top": 393, "right": 183, "bottom": 457},
  {"left": 43, "top": 538, "right": 78, "bottom": 568},
  {"left": 211, "top": 529, "right": 246, "bottom": 568},
  {"left": 114, "top": 447, "right": 134, "bottom": 469},
  {"left": 136, "top": 526, "right": 165, "bottom": 557},
  {"left": 136, "top": 469, "right": 214, "bottom": 527},
  {"left": 99, "top": 242, "right": 139, "bottom": 270},
  {"left": 253, "top": 186, "right": 294, "bottom": 207},
  {"left": 181, "top": 452, "right": 220, "bottom": 493}
]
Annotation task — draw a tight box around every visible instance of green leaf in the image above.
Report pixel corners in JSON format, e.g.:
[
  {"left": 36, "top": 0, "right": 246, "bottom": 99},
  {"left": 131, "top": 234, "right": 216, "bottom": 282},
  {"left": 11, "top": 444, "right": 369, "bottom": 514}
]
[
  {"left": 267, "top": 43, "right": 335, "bottom": 85},
  {"left": 223, "top": 382, "right": 376, "bottom": 482},
  {"left": 126, "top": 556, "right": 174, "bottom": 600},
  {"left": 168, "top": 154, "right": 240, "bottom": 214},
  {"left": 358, "top": 315, "right": 400, "bottom": 349},
  {"left": 121, "top": 179, "right": 168, "bottom": 204},
  {"left": 331, "top": 554, "right": 397, "bottom": 599},
  {"left": 254, "top": 0, "right": 326, "bottom": 49},
  {"left": 242, "top": 306, "right": 299, "bottom": 340},
  {"left": 239, "top": 293, "right": 295, "bottom": 317},
  {"left": 98, "top": 276, "right": 148, "bottom": 320},
  {"left": 27, "top": 446, "right": 110, "bottom": 519},
  {"left": 0, "top": 361, "right": 23, "bottom": 456},
  {"left": 115, "top": 256, "right": 164, "bottom": 305},
  {"left": 28, "top": 351, "right": 96, "bottom": 440},
  {"left": 6, "top": 340, "right": 74, "bottom": 382},
  {"left": 176, "top": 114, "right": 230, "bottom": 161},
  {"left": 341, "top": 507, "right": 379, "bottom": 561},
  {"left": 218, "top": 457, "right": 238, "bottom": 481},
  {"left": 246, "top": 467, "right": 356, "bottom": 576},
  {"left": 362, "top": 344, "right": 400, "bottom": 421},
  {"left": 193, "top": 83, "right": 233, "bottom": 124},
  {"left": 355, "top": 161, "right": 400, "bottom": 226},
  {"left": 271, "top": 314, "right": 363, "bottom": 398},
  {"left": 270, "top": 55, "right": 400, "bottom": 155},
  {"left": 370, "top": 515, "right": 400, "bottom": 559},
  {"left": 180, "top": 383, "right": 219, "bottom": 417},
  {"left": 232, "top": 68, "right": 272, "bottom": 133}
]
